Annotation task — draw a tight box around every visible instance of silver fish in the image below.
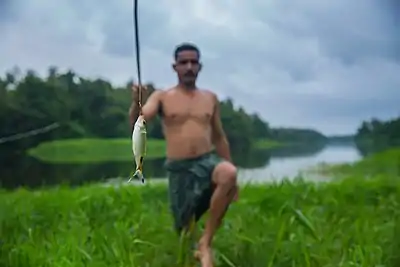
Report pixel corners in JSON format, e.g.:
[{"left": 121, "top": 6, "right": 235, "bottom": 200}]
[{"left": 128, "top": 115, "right": 147, "bottom": 183}]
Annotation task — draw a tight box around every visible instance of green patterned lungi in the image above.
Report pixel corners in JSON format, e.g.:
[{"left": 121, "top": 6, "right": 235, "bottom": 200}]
[{"left": 165, "top": 151, "right": 223, "bottom": 233}]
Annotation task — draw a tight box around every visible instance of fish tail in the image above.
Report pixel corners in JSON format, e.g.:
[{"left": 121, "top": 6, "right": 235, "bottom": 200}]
[
  {"left": 128, "top": 157, "right": 145, "bottom": 183},
  {"left": 128, "top": 169, "right": 145, "bottom": 183}
]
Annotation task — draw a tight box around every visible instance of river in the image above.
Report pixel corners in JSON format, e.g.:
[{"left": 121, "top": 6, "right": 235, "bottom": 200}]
[{"left": 0, "top": 144, "right": 362, "bottom": 190}]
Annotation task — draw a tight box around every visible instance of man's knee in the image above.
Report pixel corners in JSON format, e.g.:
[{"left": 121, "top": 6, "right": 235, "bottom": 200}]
[{"left": 213, "top": 161, "right": 237, "bottom": 186}]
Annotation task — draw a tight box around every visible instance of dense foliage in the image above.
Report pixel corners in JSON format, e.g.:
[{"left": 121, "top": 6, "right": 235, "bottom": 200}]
[
  {"left": 270, "top": 127, "right": 327, "bottom": 144},
  {"left": 355, "top": 116, "right": 400, "bottom": 155},
  {"left": 0, "top": 67, "right": 327, "bottom": 153}
]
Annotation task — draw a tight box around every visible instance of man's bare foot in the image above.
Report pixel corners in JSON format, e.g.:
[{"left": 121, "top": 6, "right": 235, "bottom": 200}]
[{"left": 194, "top": 244, "right": 214, "bottom": 267}]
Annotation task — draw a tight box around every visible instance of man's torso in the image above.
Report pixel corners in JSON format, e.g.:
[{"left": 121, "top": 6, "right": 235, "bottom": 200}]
[{"left": 159, "top": 87, "right": 216, "bottom": 160}]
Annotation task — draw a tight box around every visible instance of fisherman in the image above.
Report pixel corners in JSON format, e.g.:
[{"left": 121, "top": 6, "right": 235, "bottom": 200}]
[{"left": 129, "top": 42, "right": 238, "bottom": 267}]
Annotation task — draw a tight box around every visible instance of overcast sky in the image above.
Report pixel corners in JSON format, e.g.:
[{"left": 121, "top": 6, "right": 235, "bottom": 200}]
[{"left": 1, "top": 0, "right": 399, "bottom": 135}]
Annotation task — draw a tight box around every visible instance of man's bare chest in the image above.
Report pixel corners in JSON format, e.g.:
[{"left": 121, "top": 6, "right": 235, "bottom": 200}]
[{"left": 161, "top": 96, "right": 214, "bottom": 124}]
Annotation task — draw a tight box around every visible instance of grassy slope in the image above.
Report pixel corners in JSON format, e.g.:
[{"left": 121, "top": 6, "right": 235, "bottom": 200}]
[
  {"left": 27, "top": 138, "right": 285, "bottom": 163},
  {"left": 254, "top": 139, "right": 284, "bottom": 149}
]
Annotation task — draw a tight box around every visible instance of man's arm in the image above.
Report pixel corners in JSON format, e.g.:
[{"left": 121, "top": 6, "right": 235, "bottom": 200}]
[
  {"left": 129, "top": 90, "right": 162, "bottom": 128},
  {"left": 210, "top": 93, "right": 232, "bottom": 162}
]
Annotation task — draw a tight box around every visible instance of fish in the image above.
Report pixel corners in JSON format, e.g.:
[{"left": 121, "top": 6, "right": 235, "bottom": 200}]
[{"left": 128, "top": 115, "right": 147, "bottom": 183}]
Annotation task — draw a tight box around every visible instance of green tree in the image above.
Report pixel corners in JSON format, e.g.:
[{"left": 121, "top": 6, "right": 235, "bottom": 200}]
[{"left": 355, "top": 116, "right": 400, "bottom": 155}]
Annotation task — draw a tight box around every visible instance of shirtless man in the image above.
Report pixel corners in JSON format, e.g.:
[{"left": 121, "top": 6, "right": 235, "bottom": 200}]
[{"left": 129, "top": 43, "right": 238, "bottom": 267}]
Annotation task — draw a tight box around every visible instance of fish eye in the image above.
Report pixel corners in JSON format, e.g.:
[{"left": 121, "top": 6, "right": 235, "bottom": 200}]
[{"left": 143, "top": 120, "right": 146, "bottom": 125}]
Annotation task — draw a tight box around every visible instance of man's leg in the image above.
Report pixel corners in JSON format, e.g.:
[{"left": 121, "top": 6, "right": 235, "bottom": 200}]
[
  {"left": 166, "top": 168, "right": 199, "bottom": 265},
  {"left": 195, "top": 161, "right": 238, "bottom": 267}
]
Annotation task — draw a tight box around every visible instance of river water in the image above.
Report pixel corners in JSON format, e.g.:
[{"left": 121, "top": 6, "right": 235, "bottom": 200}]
[
  {"left": 239, "top": 145, "right": 361, "bottom": 183},
  {"left": 0, "top": 144, "right": 361, "bottom": 190}
]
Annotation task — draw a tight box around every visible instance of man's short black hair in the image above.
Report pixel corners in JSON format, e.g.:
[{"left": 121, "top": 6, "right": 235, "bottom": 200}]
[{"left": 174, "top": 42, "right": 201, "bottom": 60}]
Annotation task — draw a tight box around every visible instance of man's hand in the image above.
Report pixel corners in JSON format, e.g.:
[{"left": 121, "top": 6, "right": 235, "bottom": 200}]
[
  {"left": 129, "top": 84, "right": 162, "bottom": 125},
  {"left": 131, "top": 84, "right": 149, "bottom": 104}
]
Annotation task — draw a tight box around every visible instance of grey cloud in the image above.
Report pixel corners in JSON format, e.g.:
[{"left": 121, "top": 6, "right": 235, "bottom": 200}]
[
  {"left": 0, "top": 0, "right": 16, "bottom": 24},
  {"left": 257, "top": 0, "right": 400, "bottom": 63},
  {"left": 98, "top": 3, "right": 177, "bottom": 58}
]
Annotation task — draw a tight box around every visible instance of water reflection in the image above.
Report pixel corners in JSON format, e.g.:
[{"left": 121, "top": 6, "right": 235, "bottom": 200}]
[
  {"left": 239, "top": 145, "right": 362, "bottom": 183},
  {"left": 0, "top": 155, "right": 166, "bottom": 189},
  {"left": 265, "top": 142, "right": 325, "bottom": 159},
  {"left": 0, "top": 143, "right": 360, "bottom": 190}
]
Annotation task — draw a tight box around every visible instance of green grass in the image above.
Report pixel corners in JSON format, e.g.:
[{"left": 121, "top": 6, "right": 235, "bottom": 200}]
[
  {"left": 27, "top": 138, "right": 166, "bottom": 163},
  {"left": 254, "top": 139, "right": 284, "bottom": 149},
  {"left": 1, "top": 175, "right": 400, "bottom": 267},
  {"left": 27, "top": 138, "right": 283, "bottom": 163},
  {"left": 4, "top": 147, "right": 400, "bottom": 266}
]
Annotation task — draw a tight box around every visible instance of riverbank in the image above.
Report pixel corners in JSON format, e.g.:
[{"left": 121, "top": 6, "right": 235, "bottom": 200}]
[
  {"left": 311, "top": 148, "right": 400, "bottom": 178},
  {"left": 27, "top": 138, "right": 166, "bottom": 163},
  {"left": 27, "top": 138, "right": 286, "bottom": 163}
]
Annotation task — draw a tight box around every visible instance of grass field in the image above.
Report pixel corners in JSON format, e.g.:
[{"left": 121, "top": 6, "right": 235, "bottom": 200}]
[
  {"left": 253, "top": 139, "right": 284, "bottom": 149},
  {"left": 2, "top": 149, "right": 400, "bottom": 266},
  {"left": 27, "top": 138, "right": 167, "bottom": 163},
  {"left": 27, "top": 138, "right": 285, "bottom": 163}
]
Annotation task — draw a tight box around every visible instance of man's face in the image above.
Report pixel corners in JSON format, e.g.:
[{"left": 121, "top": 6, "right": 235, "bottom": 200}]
[{"left": 173, "top": 50, "right": 201, "bottom": 86}]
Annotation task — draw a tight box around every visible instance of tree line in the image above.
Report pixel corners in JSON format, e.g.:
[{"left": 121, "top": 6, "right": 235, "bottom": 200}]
[
  {"left": 355, "top": 116, "right": 400, "bottom": 155},
  {"left": 0, "top": 67, "right": 327, "bottom": 153}
]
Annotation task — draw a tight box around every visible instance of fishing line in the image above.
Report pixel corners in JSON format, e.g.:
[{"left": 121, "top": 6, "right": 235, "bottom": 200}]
[
  {"left": 133, "top": 0, "right": 143, "bottom": 110},
  {"left": 0, "top": 123, "right": 60, "bottom": 145}
]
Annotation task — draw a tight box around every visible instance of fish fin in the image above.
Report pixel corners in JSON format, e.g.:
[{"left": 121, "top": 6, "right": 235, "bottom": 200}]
[
  {"left": 138, "top": 157, "right": 146, "bottom": 183},
  {"left": 139, "top": 156, "right": 144, "bottom": 169}
]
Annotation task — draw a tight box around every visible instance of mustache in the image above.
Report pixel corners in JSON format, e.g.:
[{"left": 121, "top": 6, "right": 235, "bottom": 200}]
[{"left": 184, "top": 71, "right": 196, "bottom": 77}]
